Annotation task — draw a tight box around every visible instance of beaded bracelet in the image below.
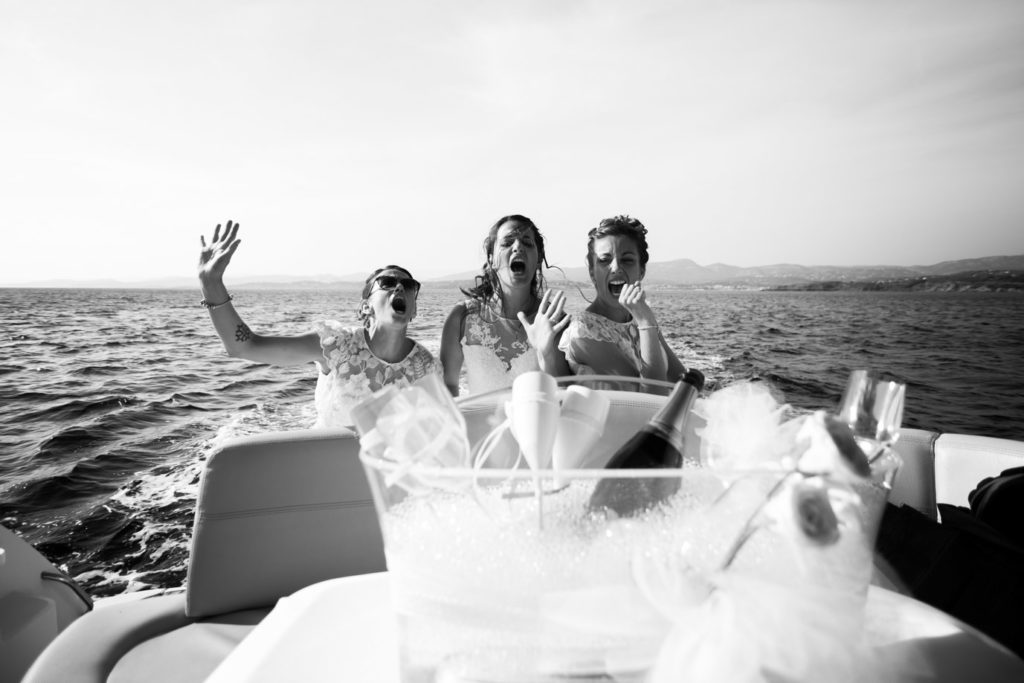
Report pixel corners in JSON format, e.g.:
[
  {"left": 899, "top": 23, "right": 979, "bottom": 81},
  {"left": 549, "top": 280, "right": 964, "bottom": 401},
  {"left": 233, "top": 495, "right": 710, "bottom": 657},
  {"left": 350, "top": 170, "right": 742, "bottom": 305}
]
[{"left": 200, "top": 295, "right": 233, "bottom": 310}]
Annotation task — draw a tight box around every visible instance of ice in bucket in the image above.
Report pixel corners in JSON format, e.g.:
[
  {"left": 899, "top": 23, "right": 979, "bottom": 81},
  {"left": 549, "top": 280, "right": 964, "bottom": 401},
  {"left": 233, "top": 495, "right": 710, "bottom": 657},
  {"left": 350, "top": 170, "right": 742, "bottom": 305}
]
[{"left": 354, "top": 373, "right": 902, "bottom": 682}]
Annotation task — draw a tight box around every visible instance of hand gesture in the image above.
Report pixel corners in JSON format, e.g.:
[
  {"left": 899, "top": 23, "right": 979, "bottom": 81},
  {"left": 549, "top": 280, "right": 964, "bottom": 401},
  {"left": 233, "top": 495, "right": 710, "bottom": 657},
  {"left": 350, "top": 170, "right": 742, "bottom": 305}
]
[
  {"left": 198, "top": 220, "right": 242, "bottom": 283},
  {"left": 519, "top": 289, "right": 570, "bottom": 356},
  {"left": 617, "top": 281, "right": 656, "bottom": 327}
]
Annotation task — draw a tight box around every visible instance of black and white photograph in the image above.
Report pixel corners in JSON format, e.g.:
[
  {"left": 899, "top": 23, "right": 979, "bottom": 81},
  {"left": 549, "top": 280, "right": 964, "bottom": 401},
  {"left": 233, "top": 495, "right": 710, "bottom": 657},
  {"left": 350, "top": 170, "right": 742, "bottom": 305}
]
[{"left": 2, "top": 1, "right": 1023, "bottom": 681}]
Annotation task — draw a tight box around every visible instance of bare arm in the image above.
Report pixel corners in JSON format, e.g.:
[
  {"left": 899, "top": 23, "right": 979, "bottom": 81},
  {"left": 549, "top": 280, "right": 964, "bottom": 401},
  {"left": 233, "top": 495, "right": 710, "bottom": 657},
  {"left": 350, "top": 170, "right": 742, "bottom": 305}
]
[
  {"left": 440, "top": 302, "right": 468, "bottom": 396},
  {"left": 619, "top": 283, "right": 668, "bottom": 381},
  {"left": 636, "top": 328, "right": 668, "bottom": 381},
  {"left": 660, "top": 333, "right": 688, "bottom": 383},
  {"left": 198, "top": 220, "right": 324, "bottom": 368}
]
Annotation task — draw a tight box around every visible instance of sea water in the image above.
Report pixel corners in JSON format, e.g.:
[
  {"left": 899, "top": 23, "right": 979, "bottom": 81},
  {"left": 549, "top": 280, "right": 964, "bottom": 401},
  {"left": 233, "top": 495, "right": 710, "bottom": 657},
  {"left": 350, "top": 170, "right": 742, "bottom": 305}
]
[
  {"left": 372, "top": 466, "right": 880, "bottom": 682},
  {"left": 1, "top": 286, "right": 1021, "bottom": 597}
]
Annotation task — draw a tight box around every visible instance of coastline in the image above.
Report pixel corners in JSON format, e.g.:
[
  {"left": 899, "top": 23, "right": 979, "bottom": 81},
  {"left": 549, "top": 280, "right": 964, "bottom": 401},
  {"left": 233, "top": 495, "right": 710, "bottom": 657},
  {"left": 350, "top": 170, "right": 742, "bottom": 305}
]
[{"left": 766, "top": 270, "right": 1024, "bottom": 293}]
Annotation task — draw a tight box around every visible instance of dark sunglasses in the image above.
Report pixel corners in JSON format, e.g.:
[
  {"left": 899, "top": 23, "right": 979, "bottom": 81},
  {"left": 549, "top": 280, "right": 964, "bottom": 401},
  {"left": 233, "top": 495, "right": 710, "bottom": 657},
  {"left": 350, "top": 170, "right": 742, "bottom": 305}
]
[{"left": 374, "top": 274, "right": 420, "bottom": 294}]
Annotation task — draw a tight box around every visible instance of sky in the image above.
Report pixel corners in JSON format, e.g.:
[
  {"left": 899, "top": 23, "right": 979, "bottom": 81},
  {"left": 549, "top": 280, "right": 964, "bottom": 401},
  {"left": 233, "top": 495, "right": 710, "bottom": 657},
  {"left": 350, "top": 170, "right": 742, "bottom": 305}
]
[{"left": 2, "top": 0, "right": 1024, "bottom": 283}]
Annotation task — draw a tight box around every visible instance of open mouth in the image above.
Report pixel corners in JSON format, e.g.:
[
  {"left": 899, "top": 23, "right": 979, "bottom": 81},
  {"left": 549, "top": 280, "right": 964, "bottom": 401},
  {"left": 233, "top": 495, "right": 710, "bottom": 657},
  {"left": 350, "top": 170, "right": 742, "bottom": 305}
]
[
  {"left": 391, "top": 297, "right": 407, "bottom": 314},
  {"left": 510, "top": 259, "right": 527, "bottom": 276},
  {"left": 608, "top": 279, "right": 627, "bottom": 296}
]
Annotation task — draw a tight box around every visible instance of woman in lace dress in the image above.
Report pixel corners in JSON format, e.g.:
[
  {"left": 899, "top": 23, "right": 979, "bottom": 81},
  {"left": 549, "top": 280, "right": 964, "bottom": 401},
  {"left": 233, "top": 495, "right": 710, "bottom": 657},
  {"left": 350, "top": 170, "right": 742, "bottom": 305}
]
[
  {"left": 440, "top": 215, "right": 570, "bottom": 396},
  {"left": 198, "top": 220, "right": 438, "bottom": 428},
  {"left": 559, "top": 215, "right": 697, "bottom": 387}
]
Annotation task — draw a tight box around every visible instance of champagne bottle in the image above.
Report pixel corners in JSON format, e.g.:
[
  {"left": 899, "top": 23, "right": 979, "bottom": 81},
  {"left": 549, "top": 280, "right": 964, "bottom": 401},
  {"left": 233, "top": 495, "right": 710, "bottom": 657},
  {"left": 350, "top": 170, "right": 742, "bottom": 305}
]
[{"left": 587, "top": 369, "right": 704, "bottom": 516}]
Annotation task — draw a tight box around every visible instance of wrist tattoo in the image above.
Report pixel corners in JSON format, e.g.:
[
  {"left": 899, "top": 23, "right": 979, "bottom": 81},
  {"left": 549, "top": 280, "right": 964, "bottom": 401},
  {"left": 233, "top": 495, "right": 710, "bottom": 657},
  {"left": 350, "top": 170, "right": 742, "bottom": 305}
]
[{"left": 235, "top": 323, "right": 252, "bottom": 342}]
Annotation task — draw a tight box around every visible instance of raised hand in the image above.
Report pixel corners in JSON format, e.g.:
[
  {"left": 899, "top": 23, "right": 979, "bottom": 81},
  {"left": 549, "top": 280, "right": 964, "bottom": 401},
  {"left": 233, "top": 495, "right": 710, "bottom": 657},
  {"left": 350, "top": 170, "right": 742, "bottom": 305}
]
[
  {"left": 617, "top": 281, "right": 657, "bottom": 327},
  {"left": 198, "top": 220, "right": 242, "bottom": 283},
  {"left": 618, "top": 281, "right": 669, "bottom": 380},
  {"left": 519, "top": 289, "right": 569, "bottom": 353}
]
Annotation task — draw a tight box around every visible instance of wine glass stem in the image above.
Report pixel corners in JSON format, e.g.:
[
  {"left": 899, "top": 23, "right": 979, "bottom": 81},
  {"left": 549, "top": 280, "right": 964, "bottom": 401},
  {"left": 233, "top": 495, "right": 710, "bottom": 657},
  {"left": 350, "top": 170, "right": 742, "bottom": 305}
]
[{"left": 866, "top": 442, "right": 890, "bottom": 465}]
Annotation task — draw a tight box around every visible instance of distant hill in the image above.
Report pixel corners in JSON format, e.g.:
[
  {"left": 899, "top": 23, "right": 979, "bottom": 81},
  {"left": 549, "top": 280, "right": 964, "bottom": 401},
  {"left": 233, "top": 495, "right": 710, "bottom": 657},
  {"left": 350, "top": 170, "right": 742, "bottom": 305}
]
[
  {"left": 547, "top": 254, "right": 1024, "bottom": 288},
  {"left": 4, "top": 255, "right": 1023, "bottom": 289}
]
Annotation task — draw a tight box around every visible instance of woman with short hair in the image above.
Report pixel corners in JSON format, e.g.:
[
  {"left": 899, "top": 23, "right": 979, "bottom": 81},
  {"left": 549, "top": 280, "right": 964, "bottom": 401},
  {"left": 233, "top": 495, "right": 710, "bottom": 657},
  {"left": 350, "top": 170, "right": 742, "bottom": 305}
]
[{"left": 559, "top": 215, "right": 695, "bottom": 385}]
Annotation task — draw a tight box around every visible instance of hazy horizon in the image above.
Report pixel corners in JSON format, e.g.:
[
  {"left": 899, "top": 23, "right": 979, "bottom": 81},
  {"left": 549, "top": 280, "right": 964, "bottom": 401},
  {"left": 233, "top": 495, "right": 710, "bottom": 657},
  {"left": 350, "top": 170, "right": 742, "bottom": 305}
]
[
  {"left": 3, "top": 1, "right": 1024, "bottom": 283},
  {"left": 3, "top": 251, "right": 1021, "bottom": 288}
]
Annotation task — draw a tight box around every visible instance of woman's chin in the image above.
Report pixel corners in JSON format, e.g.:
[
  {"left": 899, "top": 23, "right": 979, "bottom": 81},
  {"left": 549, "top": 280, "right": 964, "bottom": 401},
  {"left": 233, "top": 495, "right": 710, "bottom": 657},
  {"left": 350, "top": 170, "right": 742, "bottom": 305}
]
[
  {"left": 590, "top": 294, "right": 623, "bottom": 316},
  {"left": 376, "top": 313, "right": 410, "bottom": 327},
  {"left": 499, "top": 275, "right": 533, "bottom": 291}
]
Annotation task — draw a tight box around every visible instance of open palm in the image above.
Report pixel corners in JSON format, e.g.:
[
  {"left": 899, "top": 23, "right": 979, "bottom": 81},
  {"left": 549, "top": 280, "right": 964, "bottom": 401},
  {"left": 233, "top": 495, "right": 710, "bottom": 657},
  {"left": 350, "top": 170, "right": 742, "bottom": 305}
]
[
  {"left": 519, "top": 289, "right": 569, "bottom": 356},
  {"left": 199, "top": 220, "right": 242, "bottom": 281}
]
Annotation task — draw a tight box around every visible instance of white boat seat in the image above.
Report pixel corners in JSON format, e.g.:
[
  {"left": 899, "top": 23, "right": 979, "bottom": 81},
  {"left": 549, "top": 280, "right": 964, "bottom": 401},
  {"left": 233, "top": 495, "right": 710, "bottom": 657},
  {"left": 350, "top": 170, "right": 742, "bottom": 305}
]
[
  {"left": 186, "top": 427, "right": 385, "bottom": 617},
  {"left": 934, "top": 433, "right": 1024, "bottom": 513},
  {"left": 107, "top": 596, "right": 268, "bottom": 683},
  {"left": 888, "top": 428, "right": 940, "bottom": 520},
  {"left": 881, "top": 428, "right": 1024, "bottom": 522},
  {"left": 24, "top": 428, "right": 385, "bottom": 683}
]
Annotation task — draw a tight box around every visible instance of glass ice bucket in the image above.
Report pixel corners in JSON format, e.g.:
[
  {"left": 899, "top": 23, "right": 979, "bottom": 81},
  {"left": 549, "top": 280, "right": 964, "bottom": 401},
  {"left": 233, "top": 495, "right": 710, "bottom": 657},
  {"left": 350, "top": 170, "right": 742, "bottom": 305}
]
[{"left": 359, "top": 378, "right": 901, "bottom": 683}]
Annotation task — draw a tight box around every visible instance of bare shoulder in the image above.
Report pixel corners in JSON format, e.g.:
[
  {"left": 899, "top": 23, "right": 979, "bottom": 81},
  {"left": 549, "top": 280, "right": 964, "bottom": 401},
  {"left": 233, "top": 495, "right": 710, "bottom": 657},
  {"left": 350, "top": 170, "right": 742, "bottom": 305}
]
[
  {"left": 297, "top": 329, "right": 329, "bottom": 361},
  {"left": 299, "top": 329, "right": 323, "bottom": 345},
  {"left": 442, "top": 301, "right": 470, "bottom": 337},
  {"left": 445, "top": 300, "right": 471, "bottom": 319}
]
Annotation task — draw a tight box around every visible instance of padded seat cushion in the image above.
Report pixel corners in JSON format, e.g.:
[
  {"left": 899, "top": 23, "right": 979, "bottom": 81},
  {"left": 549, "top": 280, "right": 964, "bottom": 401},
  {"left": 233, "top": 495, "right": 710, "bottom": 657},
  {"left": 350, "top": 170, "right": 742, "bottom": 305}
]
[
  {"left": 889, "top": 428, "right": 939, "bottom": 520},
  {"left": 108, "top": 608, "right": 269, "bottom": 683},
  {"left": 186, "top": 428, "right": 386, "bottom": 618},
  {"left": 22, "top": 592, "right": 191, "bottom": 683},
  {"left": 935, "top": 433, "right": 1024, "bottom": 511}
]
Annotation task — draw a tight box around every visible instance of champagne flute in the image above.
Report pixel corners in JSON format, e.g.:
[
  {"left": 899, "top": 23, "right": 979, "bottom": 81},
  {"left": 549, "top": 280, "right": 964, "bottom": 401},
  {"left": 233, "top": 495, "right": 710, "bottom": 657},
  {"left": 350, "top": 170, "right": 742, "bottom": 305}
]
[{"left": 835, "top": 370, "right": 906, "bottom": 464}]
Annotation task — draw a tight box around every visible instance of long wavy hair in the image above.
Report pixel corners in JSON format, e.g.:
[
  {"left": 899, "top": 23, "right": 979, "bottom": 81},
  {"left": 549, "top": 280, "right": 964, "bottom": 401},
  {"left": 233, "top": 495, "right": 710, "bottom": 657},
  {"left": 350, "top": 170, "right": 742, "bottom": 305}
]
[
  {"left": 358, "top": 264, "right": 417, "bottom": 327},
  {"left": 461, "top": 215, "right": 549, "bottom": 304}
]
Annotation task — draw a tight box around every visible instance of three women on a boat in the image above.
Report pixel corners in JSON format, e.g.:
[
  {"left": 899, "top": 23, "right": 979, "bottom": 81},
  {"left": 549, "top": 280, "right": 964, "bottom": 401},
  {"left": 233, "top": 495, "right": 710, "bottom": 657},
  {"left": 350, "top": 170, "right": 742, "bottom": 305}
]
[{"left": 198, "top": 214, "right": 699, "bottom": 427}]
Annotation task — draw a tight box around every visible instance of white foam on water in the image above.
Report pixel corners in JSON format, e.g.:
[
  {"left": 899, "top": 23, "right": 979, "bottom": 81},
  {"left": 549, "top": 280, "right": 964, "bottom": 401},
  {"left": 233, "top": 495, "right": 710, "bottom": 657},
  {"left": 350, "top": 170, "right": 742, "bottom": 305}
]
[{"left": 90, "top": 401, "right": 319, "bottom": 594}]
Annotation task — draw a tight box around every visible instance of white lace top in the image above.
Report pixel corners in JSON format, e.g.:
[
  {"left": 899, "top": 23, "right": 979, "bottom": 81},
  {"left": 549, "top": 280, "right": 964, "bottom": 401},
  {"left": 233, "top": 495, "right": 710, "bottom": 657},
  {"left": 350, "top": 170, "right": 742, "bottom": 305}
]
[
  {"left": 559, "top": 310, "right": 642, "bottom": 379},
  {"left": 313, "top": 321, "right": 439, "bottom": 428},
  {"left": 461, "top": 299, "right": 539, "bottom": 395}
]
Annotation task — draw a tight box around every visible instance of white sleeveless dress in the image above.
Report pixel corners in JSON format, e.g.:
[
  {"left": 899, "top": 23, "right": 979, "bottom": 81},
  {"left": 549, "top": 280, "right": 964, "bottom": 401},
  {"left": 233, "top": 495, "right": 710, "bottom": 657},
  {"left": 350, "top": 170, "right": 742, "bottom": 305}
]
[
  {"left": 460, "top": 300, "right": 540, "bottom": 395},
  {"left": 559, "top": 310, "right": 642, "bottom": 378},
  {"left": 313, "top": 321, "right": 439, "bottom": 428}
]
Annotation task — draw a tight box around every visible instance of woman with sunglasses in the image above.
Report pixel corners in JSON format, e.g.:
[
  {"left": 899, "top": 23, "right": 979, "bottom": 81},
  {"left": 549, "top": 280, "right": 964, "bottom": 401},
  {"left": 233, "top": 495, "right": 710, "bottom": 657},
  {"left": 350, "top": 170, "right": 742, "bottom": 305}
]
[
  {"left": 440, "top": 214, "right": 570, "bottom": 397},
  {"left": 198, "top": 220, "right": 438, "bottom": 428}
]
